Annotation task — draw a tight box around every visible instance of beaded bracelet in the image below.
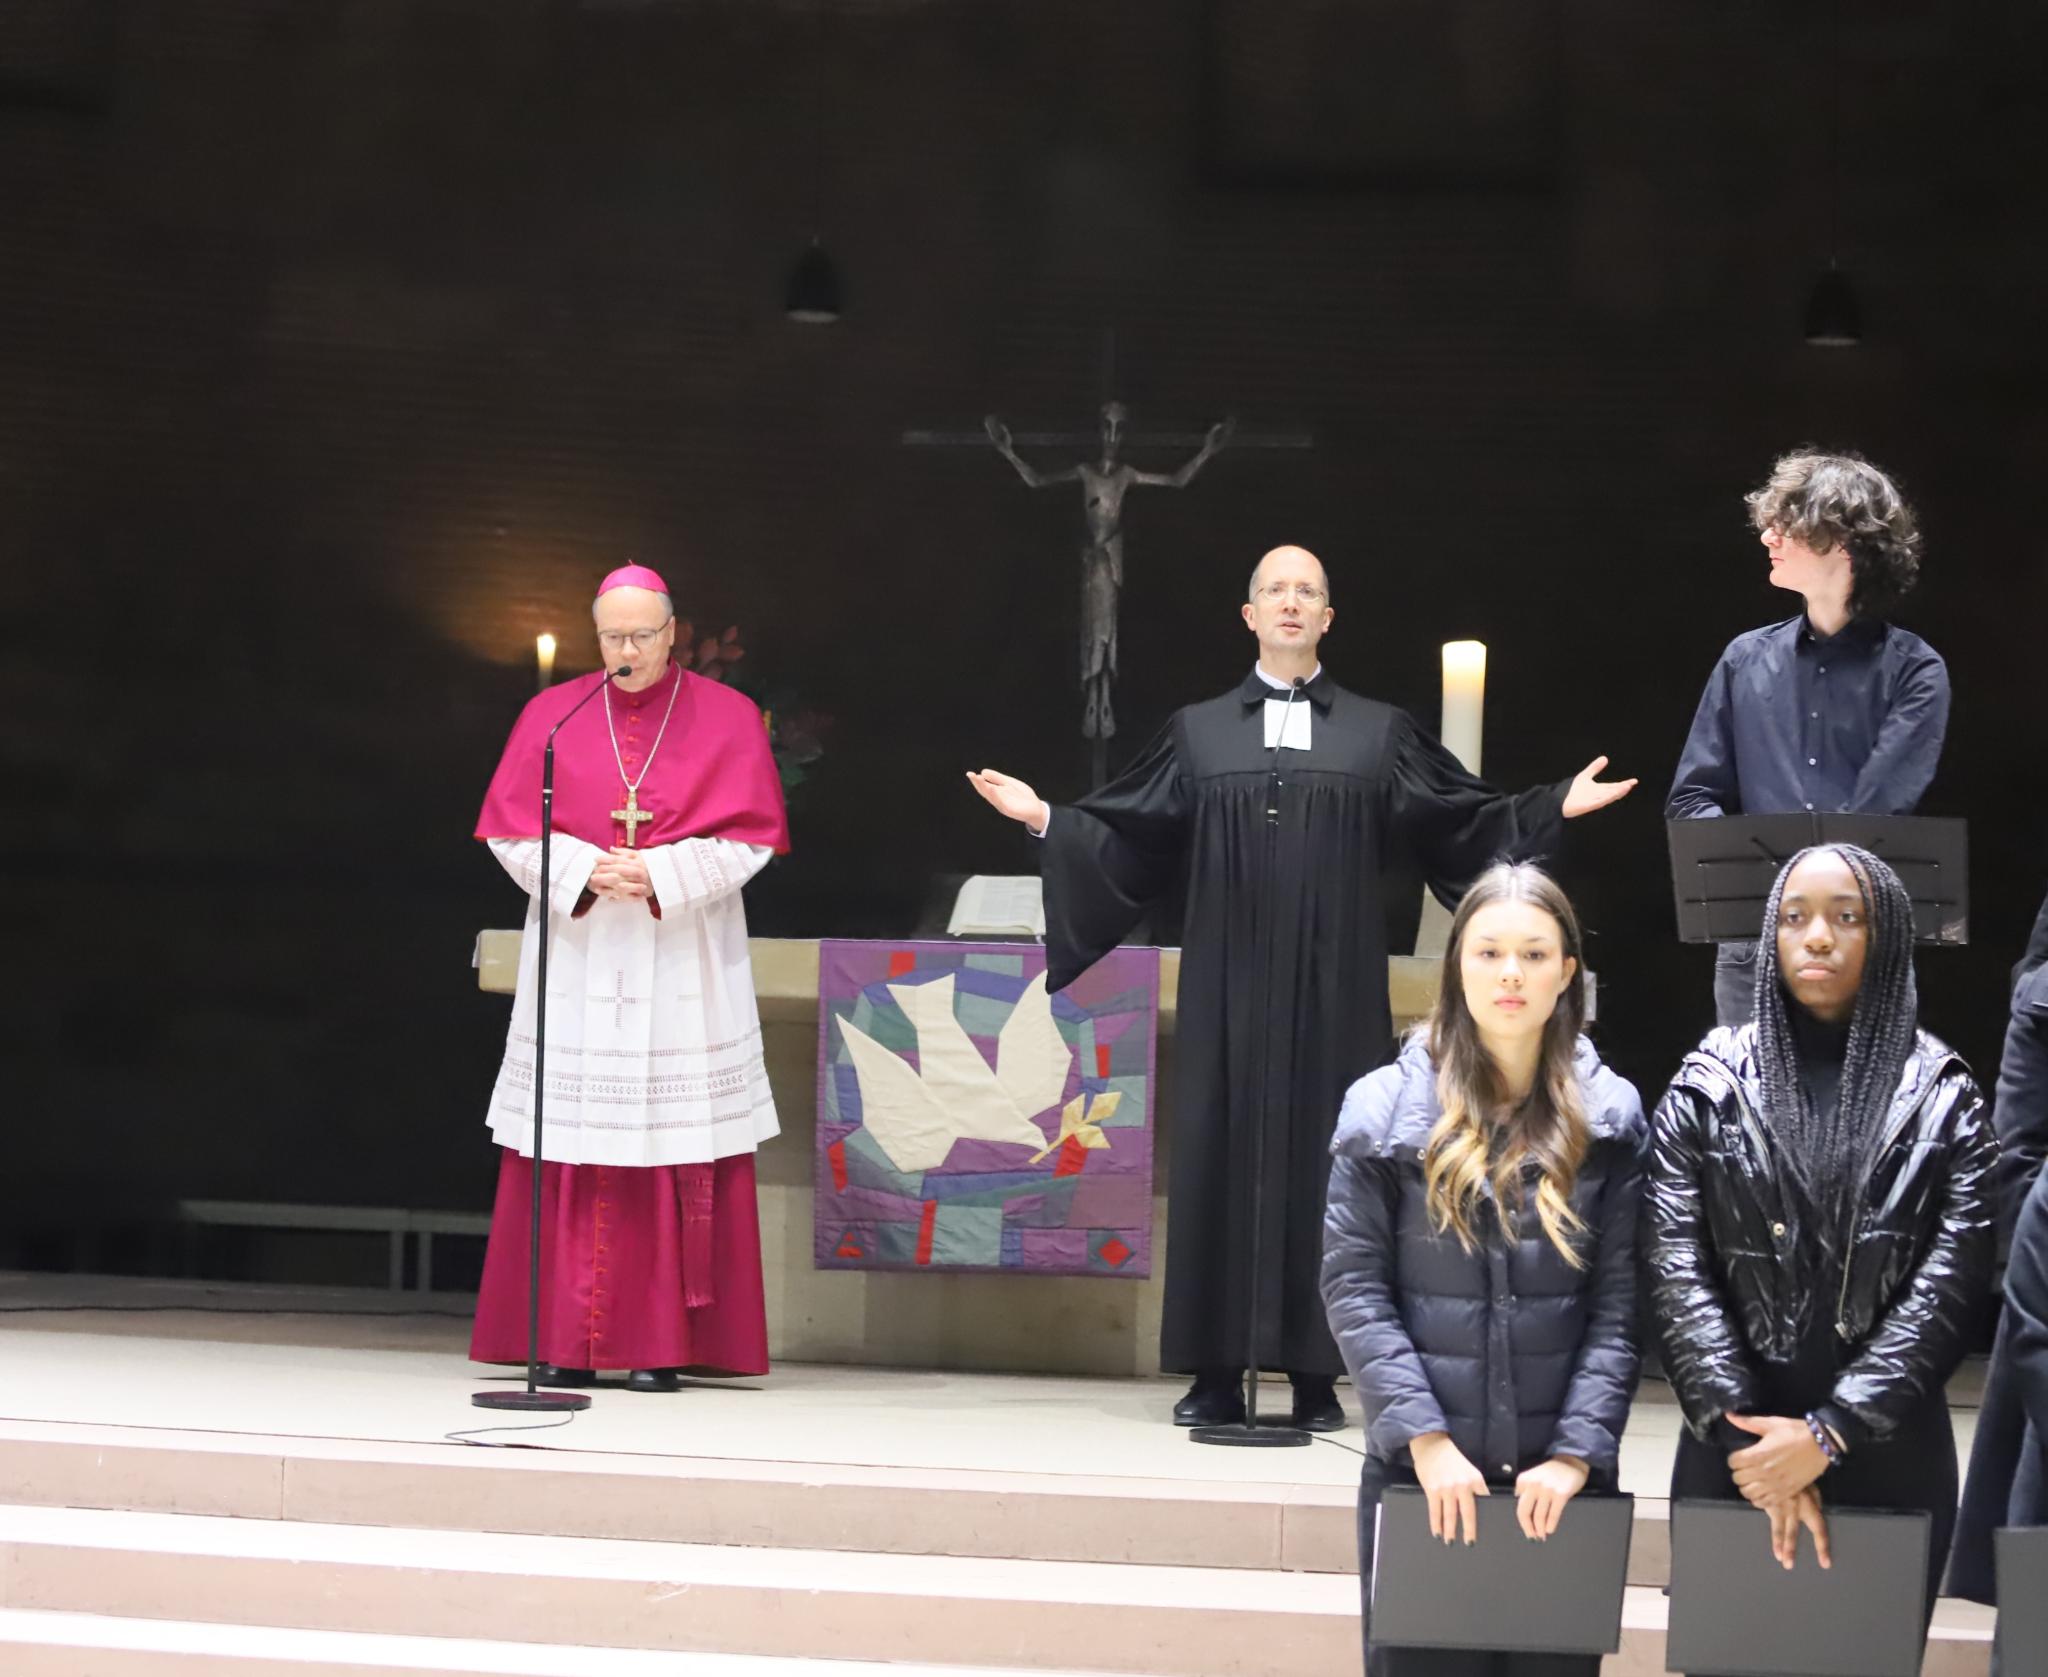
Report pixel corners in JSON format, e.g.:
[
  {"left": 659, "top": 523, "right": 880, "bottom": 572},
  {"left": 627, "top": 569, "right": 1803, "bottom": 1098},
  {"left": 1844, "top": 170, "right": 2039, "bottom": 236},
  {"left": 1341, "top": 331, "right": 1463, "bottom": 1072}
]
[{"left": 1803, "top": 1412, "right": 1840, "bottom": 1467}]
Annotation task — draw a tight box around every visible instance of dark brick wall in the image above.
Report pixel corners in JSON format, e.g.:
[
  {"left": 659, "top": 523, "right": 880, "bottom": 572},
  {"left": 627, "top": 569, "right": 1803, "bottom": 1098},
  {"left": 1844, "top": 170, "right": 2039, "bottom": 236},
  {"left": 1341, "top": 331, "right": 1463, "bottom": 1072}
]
[{"left": 3, "top": 0, "right": 2045, "bottom": 1245}]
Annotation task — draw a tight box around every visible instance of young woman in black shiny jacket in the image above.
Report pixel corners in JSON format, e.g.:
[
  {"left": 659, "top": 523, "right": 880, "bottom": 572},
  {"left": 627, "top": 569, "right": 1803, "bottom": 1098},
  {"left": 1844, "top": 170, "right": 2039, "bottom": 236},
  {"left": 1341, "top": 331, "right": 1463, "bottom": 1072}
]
[
  {"left": 1643, "top": 843, "right": 1995, "bottom": 1653},
  {"left": 1324, "top": 864, "right": 1646, "bottom": 1677}
]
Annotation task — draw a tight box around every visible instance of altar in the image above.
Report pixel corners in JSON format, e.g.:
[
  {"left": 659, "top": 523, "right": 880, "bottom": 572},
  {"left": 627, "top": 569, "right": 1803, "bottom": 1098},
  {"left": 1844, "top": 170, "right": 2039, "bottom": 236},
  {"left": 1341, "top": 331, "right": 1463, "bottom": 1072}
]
[{"left": 477, "top": 933, "right": 1439, "bottom": 1377}]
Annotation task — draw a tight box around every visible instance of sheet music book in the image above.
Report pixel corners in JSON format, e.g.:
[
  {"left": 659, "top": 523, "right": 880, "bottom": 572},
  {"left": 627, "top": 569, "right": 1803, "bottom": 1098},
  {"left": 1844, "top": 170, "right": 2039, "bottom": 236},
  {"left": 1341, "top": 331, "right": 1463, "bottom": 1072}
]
[
  {"left": 1368, "top": 1486, "right": 1632, "bottom": 1655},
  {"left": 1996, "top": 1526, "right": 2048, "bottom": 1676},
  {"left": 946, "top": 875, "right": 1045, "bottom": 938},
  {"left": 1667, "top": 1500, "right": 1931, "bottom": 1677}
]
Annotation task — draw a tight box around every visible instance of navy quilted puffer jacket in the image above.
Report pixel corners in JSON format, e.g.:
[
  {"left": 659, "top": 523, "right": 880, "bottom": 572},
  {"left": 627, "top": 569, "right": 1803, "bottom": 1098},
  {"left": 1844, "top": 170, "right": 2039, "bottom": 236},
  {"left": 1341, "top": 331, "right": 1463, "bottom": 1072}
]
[{"left": 1321, "top": 1033, "right": 1647, "bottom": 1484}]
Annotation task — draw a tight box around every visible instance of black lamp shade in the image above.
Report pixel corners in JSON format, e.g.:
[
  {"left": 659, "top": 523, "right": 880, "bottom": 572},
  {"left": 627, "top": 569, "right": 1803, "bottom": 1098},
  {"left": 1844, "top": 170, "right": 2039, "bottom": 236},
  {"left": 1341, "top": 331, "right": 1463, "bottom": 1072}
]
[
  {"left": 786, "top": 241, "right": 842, "bottom": 324},
  {"left": 1803, "top": 267, "right": 1861, "bottom": 347}
]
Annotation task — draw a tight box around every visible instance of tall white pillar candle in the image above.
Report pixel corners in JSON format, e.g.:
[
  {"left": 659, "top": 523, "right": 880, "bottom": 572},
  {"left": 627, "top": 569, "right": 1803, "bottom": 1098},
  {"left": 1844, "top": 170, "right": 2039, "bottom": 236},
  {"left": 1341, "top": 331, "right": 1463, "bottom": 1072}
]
[{"left": 1440, "top": 639, "right": 1486, "bottom": 773}]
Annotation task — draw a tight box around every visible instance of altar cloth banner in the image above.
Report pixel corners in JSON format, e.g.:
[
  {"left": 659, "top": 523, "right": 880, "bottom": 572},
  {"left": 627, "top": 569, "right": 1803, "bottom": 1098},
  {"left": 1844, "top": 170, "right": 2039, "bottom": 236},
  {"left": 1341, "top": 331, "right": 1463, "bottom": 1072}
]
[{"left": 813, "top": 940, "right": 1159, "bottom": 1277}]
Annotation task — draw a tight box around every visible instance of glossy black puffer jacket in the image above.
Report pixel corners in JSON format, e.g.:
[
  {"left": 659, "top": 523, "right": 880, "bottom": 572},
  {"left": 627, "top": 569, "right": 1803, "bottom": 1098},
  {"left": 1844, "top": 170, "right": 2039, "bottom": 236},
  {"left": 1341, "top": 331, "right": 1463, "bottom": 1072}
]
[
  {"left": 1643, "top": 1023, "right": 1996, "bottom": 1451},
  {"left": 1322, "top": 1034, "right": 1646, "bottom": 1484}
]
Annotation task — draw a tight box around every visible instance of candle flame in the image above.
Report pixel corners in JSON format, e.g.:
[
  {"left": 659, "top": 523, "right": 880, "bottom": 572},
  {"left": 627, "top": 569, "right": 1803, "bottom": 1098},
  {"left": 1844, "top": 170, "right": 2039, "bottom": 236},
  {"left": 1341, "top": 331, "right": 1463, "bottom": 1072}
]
[{"left": 536, "top": 633, "right": 557, "bottom": 659}]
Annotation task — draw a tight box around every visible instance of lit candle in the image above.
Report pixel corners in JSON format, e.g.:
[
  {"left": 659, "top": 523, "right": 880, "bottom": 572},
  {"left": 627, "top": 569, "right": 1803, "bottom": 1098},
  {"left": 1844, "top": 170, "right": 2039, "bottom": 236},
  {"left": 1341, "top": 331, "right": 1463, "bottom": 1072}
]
[
  {"left": 535, "top": 633, "right": 557, "bottom": 692},
  {"left": 1440, "top": 640, "right": 1486, "bottom": 774},
  {"left": 1411, "top": 639, "right": 1489, "bottom": 961}
]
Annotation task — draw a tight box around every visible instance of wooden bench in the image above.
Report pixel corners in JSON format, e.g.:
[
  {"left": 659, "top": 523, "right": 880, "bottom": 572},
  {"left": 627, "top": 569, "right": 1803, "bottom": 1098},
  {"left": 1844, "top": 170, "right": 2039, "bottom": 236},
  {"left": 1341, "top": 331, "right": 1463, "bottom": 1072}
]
[{"left": 175, "top": 1201, "right": 492, "bottom": 1292}]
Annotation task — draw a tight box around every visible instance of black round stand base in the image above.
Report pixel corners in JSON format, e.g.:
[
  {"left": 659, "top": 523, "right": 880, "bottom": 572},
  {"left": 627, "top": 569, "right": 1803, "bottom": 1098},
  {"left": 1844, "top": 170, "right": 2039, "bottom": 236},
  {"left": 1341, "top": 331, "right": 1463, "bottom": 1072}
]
[
  {"left": 471, "top": 1388, "right": 592, "bottom": 1412},
  {"left": 1188, "top": 1421, "right": 1312, "bottom": 1448}
]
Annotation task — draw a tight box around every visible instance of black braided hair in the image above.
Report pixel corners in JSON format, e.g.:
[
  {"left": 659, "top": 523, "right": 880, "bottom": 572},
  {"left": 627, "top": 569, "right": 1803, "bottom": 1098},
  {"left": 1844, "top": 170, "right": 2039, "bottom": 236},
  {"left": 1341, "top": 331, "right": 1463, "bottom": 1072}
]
[{"left": 1752, "top": 843, "right": 1919, "bottom": 1236}]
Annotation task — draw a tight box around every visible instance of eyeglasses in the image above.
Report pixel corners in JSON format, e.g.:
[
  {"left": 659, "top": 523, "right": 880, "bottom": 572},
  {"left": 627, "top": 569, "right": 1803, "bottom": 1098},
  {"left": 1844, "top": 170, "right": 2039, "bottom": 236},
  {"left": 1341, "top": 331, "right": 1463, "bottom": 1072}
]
[
  {"left": 1256, "top": 582, "right": 1326, "bottom": 605},
  {"left": 596, "top": 618, "right": 673, "bottom": 652}
]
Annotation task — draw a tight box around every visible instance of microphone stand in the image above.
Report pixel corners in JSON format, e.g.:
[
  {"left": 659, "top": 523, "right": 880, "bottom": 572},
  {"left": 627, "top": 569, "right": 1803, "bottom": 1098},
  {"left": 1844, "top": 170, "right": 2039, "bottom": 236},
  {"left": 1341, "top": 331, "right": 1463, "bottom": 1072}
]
[
  {"left": 474, "top": 666, "right": 626, "bottom": 1414},
  {"left": 1192, "top": 675, "right": 1311, "bottom": 1449}
]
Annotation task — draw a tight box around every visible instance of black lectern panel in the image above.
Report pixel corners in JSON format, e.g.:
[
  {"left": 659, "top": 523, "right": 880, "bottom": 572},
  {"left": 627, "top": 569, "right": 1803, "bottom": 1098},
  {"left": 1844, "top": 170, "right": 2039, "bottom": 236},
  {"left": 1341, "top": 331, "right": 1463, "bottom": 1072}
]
[
  {"left": 1667, "top": 814, "right": 1967, "bottom": 945},
  {"left": 1667, "top": 1500, "right": 1931, "bottom": 1677},
  {"left": 1996, "top": 1525, "right": 2048, "bottom": 1677},
  {"left": 1368, "top": 1486, "right": 1632, "bottom": 1656}
]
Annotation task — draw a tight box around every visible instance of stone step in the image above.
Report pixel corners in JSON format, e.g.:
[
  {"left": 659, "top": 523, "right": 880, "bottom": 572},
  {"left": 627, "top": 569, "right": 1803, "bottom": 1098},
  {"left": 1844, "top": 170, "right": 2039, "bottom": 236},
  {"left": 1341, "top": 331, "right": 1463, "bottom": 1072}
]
[
  {"left": 0, "top": 1507, "right": 1990, "bottom": 1677},
  {"left": 0, "top": 1608, "right": 1131, "bottom": 1677},
  {"left": 0, "top": 1568, "right": 1994, "bottom": 1677},
  {"left": 1, "top": 1417, "right": 1715, "bottom": 1588},
  {"left": 0, "top": 1417, "right": 1361, "bottom": 1576},
  {"left": 0, "top": 1503, "right": 1362, "bottom": 1677}
]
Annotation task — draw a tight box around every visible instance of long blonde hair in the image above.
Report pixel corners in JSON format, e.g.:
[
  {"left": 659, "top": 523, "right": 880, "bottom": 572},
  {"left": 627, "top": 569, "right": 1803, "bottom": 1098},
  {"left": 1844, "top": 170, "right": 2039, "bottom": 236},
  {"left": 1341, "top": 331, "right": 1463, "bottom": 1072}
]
[{"left": 1423, "top": 863, "right": 1592, "bottom": 1266}]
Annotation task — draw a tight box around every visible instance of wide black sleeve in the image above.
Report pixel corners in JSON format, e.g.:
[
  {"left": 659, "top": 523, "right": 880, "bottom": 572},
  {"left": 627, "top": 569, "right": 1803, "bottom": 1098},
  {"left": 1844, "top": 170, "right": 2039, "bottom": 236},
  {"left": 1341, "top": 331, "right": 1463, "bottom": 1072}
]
[
  {"left": 1041, "top": 719, "right": 1189, "bottom": 992},
  {"left": 1386, "top": 710, "right": 1569, "bottom": 909},
  {"left": 1818, "top": 1072, "right": 1997, "bottom": 1450},
  {"left": 1642, "top": 1080, "right": 1762, "bottom": 1441},
  {"left": 1547, "top": 1130, "right": 1646, "bottom": 1480},
  {"left": 1993, "top": 963, "right": 2048, "bottom": 1251}
]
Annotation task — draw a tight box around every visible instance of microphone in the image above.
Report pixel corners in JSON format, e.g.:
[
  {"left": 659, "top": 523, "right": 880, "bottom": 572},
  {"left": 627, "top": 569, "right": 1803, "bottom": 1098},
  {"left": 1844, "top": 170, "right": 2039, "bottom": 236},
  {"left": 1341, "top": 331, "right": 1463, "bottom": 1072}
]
[
  {"left": 1264, "top": 676, "right": 1305, "bottom": 824},
  {"left": 546, "top": 665, "right": 630, "bottom": 745}
]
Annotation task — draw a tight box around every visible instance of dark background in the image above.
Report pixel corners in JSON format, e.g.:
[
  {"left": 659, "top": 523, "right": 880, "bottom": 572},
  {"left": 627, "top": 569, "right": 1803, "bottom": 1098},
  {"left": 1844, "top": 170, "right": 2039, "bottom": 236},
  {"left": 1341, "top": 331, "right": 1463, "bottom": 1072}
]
[{"left": 4, "top": 0, "right": 2044, "bottom": 1270}]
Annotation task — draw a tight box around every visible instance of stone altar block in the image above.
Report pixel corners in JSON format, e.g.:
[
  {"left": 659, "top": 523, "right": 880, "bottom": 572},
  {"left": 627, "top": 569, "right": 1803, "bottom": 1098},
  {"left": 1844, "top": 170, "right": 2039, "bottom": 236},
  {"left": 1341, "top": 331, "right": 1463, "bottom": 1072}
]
[{"left": 476, "top": 933, "right": 1438, "bottom": 1376}]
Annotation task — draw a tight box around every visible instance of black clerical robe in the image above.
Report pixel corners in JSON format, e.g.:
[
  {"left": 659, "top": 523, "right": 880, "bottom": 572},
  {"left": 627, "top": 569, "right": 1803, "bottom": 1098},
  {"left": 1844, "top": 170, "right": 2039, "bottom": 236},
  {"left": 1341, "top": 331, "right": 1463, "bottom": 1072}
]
[{"left": 1043, "top": 670, "right": 1567, "bottom": 1376}]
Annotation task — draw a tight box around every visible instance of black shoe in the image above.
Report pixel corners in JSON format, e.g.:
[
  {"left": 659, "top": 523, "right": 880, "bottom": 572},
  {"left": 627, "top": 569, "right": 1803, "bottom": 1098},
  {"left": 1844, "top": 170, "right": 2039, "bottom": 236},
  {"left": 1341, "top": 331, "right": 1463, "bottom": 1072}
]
[
  {"left": 1289, "top": 1375, "right": 1346, "bottom": 1433},
  {"left": 1172, "top": 1372, "right": 1246, "bottom": 1427},
  {"left": 626, "top": 1367, "right": 683, "bottom": 1393},
  {"left": 535, "top": 1363, "right": 597, "bottom": 1388}
]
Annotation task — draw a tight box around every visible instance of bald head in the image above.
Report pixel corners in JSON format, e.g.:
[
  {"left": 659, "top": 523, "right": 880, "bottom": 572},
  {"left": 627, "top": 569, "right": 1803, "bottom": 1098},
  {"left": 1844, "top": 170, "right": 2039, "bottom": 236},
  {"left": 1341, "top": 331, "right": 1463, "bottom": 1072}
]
[{"left": 1249, "top": 545, "right": 1330, "bottom": 605}]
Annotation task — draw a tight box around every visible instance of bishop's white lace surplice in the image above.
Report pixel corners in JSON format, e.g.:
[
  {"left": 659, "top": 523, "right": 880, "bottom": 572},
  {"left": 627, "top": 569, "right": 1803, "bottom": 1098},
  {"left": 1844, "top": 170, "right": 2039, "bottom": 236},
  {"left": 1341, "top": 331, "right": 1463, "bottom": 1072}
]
[{"left": 484, "top": 835, "right": 779, "bottom": 1167}]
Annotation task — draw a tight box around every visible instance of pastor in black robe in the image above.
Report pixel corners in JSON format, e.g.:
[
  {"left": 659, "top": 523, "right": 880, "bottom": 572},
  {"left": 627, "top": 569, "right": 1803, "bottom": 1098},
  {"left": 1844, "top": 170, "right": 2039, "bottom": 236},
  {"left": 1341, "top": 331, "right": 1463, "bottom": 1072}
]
[{"left": 1042, "top": 668, "right": 1567, "bottom": 1377}]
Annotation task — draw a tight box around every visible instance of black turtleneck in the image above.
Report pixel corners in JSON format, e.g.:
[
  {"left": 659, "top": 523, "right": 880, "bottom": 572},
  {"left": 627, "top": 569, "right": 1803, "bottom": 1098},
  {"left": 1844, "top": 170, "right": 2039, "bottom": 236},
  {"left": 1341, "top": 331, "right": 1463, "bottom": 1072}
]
[{"left": 1790, "top": 1004, "right": 1851, "bottom": 1134}]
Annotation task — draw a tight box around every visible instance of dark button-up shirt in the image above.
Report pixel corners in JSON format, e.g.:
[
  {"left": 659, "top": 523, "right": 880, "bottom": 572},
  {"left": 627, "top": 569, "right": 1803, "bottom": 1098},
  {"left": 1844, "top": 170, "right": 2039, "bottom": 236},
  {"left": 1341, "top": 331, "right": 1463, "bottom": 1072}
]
[{"left": 1666, "top": 613, "right": 1949, "bottom": 819}]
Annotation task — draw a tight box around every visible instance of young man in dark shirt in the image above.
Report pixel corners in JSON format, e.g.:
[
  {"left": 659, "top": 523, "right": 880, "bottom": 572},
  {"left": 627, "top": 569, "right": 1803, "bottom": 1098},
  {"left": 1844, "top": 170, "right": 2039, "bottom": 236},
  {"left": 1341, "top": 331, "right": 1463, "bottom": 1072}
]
[{"left": 1667, "top": 451, "right": 1949, "bottom": 1026}]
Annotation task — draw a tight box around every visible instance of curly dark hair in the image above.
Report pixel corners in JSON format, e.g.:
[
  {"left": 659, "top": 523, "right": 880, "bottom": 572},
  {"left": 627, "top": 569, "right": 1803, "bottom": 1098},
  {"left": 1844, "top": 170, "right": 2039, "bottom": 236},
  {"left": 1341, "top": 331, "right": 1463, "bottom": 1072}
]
[{"left": 1745, "top": 450, "right": 1924, "bottom": 620}]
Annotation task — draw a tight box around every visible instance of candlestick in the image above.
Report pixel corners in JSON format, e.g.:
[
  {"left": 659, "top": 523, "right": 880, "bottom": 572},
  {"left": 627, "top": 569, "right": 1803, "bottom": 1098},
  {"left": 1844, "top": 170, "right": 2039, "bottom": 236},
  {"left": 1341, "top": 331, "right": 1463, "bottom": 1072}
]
[{"left": 535, "top": 633, "right": 556, "bottom": 692}]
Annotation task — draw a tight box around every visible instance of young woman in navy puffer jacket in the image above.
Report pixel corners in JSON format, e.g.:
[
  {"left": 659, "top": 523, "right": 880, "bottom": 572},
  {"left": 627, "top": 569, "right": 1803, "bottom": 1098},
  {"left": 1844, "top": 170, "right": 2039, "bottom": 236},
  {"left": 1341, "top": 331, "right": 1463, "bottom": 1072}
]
[{"left": 1322, "top": 863, "right": 1646, "bottom": 1677}]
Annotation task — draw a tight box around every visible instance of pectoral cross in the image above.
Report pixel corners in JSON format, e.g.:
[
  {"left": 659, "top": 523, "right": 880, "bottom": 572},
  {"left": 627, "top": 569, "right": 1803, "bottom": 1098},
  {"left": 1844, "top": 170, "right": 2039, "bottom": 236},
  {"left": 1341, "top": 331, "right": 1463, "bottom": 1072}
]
[{"left": 611, "top": 786, "right": 654, "bottom": 848}]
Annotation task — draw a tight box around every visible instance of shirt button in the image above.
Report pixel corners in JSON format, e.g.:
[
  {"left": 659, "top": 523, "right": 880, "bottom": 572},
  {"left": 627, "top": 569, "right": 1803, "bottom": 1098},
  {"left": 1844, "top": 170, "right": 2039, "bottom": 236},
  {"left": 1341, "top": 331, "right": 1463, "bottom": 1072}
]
[
  {"left": 1810, "top": 712, "right": 1820, "bottom": 720},
  {"left": 1772, "top": 1222, "right": 1787, "bottom": 1238},
  {"left": 1502, "top": 1463, "right": 1514, "bottom": 1474},
  {"left": 1818, "top": 665, "right": 1828, "bottom": 674},
  {"left": 1805, "top": 802, "right": 1815, "bottom": 811},
  {"left": 1807, "top": 757, "right": 1818, "bottom": 766}
]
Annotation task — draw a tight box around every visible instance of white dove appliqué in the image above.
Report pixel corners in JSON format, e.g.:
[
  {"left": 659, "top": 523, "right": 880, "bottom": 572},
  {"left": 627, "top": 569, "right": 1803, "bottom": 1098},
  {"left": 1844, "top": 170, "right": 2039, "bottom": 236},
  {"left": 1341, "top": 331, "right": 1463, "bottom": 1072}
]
[{"left": 836, "top": 972, "right": 1080, "bottom": 1174}]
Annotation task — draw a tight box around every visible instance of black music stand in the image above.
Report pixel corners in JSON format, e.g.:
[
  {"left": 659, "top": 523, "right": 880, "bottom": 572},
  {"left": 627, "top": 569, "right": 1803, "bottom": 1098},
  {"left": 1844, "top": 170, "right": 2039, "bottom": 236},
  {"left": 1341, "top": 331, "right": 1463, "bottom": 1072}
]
[{"left": 1667, "top": 814, "right": 1969, "bottom": 946}]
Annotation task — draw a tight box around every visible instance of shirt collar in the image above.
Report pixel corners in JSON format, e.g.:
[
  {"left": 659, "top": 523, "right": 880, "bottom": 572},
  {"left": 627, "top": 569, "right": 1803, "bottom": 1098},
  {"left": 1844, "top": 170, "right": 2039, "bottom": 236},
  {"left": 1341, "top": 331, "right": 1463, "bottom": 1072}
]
[
  {"left": 1792, "top": 613, "right": 1884, "bottom": 651},
  {"left": 1241, "top": 663, "right": 1333, "bottom": 711}
]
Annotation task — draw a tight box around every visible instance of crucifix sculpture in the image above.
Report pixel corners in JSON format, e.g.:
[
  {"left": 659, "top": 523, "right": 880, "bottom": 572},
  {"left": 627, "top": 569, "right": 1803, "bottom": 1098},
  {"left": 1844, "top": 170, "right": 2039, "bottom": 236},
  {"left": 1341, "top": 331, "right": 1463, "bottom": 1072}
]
[
  {"left": 906, "top": 339, "right": 1311, "bottom": 787},
  {"left": 983, "top": 404, "right": 1232, "bottom": 755}
]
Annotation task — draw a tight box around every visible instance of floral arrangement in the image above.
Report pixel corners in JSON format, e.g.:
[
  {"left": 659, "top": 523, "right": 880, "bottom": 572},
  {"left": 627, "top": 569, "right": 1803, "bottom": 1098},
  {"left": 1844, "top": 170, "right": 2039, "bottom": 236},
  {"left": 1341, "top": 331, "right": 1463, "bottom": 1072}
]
[{"left": 676, "top": 620, "right": 830, "bottom": 797}]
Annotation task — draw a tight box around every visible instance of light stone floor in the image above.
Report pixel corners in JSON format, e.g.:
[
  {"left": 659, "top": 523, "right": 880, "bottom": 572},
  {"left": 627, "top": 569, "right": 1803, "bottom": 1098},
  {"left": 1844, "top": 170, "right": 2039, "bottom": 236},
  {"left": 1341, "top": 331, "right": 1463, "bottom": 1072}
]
[{"left": 0, "top": 1271, "right": 1978, "bottom": 1492}]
